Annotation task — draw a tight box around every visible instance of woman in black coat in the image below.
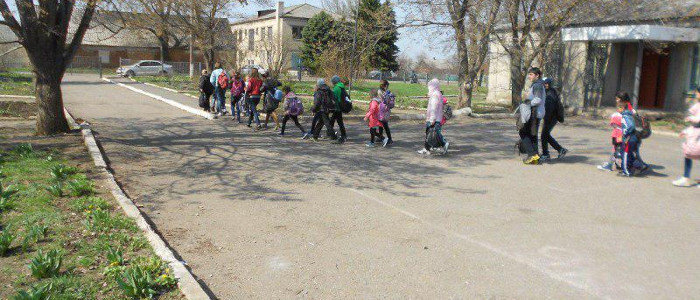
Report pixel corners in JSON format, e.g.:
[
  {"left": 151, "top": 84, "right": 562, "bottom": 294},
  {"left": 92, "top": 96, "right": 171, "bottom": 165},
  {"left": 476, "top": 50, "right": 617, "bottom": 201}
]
[{"left": 198, "top": 69, "right": 214, "bottom": 111}]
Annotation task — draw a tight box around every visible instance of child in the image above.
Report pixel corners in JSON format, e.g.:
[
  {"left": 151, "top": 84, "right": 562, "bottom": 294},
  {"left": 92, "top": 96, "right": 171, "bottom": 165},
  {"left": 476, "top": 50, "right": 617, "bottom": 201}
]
[
  {"left": 598, "top": 102, "right": 625, "bottom": 171},
  {"left": 198, "top": 69, "right": 213, "bottom": 112},
  {"left": 364, "top": 88, "right": 384, "bottom": 147},
  {"left": 673, "top": 87, "right": 700, "bottom": 187},
  {"left": 279, "top": 86, "right": 308, "bottom": 138},
  {"left": 620, "top": 101, "right": 639, "bottom": 177},
  {"left": 440, "top": 90, "right": 448, "bottom": 126},
  {"left": 229, "top": 72, "right": 245, "bottom": 123}
]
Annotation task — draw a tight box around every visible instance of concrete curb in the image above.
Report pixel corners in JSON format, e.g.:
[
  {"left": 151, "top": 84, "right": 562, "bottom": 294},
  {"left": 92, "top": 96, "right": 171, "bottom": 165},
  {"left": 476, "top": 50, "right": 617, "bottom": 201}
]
[
  {"left": 64, "top": 108, "right": 211, "bottom": 300},
  {"left": 0, "top": 94, "right": 34, "bottom": 99},
  {"left": 102, "top": 77, "right": 214, "bottom": 120}
]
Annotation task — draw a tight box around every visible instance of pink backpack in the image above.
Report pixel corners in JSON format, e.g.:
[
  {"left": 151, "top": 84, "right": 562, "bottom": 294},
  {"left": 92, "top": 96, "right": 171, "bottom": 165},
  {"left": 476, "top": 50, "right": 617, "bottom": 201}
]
[
  {"left": 378, "top": 101, "right": 389, "bottom": 121},
  {"left": 287, "top": 96, "right": 303, "bottom": 116}
]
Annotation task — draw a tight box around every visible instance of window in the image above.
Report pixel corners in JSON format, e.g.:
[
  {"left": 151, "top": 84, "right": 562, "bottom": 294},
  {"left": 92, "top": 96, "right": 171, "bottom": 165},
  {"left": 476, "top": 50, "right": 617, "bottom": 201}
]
[
  {"left": 268, "top": 27, "right": 273, "bottom": 42},
  {"left": 261, "top": 27, "right": 265, "bottom": 41},
  {"left": 98, "top": 50, "right": 110, "bottom": 64},
  {"left": 291, "top": 26, "right": 303, "bottom": 40},
  {"left": 248, "top": 29, "right": 255, "bottom": 51}
]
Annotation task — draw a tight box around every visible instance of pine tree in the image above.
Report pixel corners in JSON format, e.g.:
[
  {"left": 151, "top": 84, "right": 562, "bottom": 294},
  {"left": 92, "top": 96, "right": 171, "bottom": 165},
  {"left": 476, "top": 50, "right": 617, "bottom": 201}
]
[
  {"left": 300, "top": 12, "right": 335, "bottom": 74},
  {"left": 357, "top": 0, "right": 399, "bottom": 74},
  {"left": 376, "top": 0, "right": 399, "bottom": 72}
]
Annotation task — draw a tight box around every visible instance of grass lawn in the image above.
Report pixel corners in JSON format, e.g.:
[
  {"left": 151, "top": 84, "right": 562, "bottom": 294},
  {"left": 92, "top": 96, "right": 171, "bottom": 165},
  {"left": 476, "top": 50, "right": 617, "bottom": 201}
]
[
  {"left": 0, "top": 143, "right": 182, "bottom": 299},
  {"left": 132, "top": 75, "right": 493, "bottom": 110},
  {"left": 0, "top": 72, "right": 34, "bottom": 96}
]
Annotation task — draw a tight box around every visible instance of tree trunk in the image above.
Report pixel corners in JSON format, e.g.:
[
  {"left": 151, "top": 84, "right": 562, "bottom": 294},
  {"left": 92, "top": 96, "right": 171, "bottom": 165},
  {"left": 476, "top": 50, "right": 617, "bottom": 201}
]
[
  {"left": 509, "top": 51, "right": 525, "bottom": 108},
  {"left": 455, "top": 22, "right": 469, "bottom": 108},
  {"left": 34, "top": 72, "right": 69, "bottom": 135}
]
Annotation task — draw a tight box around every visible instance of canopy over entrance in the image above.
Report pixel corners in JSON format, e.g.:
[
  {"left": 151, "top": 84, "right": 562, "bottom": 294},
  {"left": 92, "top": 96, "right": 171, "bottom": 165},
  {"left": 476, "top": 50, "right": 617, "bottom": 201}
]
[{"left": 562, "top": 25, "right": 699, "bottom": 42}]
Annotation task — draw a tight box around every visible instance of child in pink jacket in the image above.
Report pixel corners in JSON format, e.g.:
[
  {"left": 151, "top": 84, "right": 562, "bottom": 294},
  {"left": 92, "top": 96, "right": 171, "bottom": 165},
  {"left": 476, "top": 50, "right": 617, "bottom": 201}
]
[
  {"left": 673, "top": 87, "right": 700, "bottom": 187},
  {"left": 364, "top": 89, "right": 385, "bottom": 147},
  {"left": 598, "top": 103, "right": 625, "bottom": 171}
]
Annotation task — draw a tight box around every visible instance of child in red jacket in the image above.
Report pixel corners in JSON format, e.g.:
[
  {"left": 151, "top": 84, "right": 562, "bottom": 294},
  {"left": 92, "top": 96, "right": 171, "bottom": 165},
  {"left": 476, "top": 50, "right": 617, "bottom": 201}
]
[{"left": 364, "top": 89, "right": 385, "bottom": 147}]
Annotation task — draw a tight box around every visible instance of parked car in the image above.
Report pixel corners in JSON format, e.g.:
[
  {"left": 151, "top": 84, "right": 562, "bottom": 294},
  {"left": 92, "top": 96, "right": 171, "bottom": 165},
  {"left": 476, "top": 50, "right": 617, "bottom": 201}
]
[
  {"left": 117, "top": 60, "right": 173, "bottom": 77},
  {"left": 369, "top": 70, "right": 396, "bottom": 80},
  {"left": 240, "top": 64, "right": 266, "bottom": 76}
]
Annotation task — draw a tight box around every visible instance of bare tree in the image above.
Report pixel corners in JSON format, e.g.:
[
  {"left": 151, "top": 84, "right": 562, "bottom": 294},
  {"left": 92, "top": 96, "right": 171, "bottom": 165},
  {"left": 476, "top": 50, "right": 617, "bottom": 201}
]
[
  {"left": 0, "top": 0, "right": 98, "bottom": 135},
  {"left": 493, "top": 0, "right": 587, "bottom": 107},
  {"left": 402, "top": 0, "right": 501, "bottom": 108}
]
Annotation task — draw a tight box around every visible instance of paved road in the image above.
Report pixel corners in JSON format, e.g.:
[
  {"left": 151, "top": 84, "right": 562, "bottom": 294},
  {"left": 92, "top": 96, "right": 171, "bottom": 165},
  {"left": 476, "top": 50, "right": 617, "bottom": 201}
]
[{"left": 63, "top": 74, "right": 698, "bottom": 299}]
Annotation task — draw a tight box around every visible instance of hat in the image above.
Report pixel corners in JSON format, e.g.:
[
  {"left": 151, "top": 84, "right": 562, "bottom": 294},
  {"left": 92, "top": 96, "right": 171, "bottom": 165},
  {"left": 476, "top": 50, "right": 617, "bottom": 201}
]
[
  {"left": 316, "top": 78, "right": 326, "bottom": 87},
  {"left": 543, "top": 77, "right": 553, "bottom": 85},
  {"left": 331, "top": 75, "right": 341, "bottom": 84}
]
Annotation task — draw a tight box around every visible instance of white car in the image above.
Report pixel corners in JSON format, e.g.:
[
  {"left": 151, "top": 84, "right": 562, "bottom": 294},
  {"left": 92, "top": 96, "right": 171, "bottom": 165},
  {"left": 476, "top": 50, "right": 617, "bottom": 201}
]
[
  {"left": 117, "top": 60, "right": 173, "bottom": 77},
  {"left": 240, "top": 64, "right": 266, "bottom": 76}
]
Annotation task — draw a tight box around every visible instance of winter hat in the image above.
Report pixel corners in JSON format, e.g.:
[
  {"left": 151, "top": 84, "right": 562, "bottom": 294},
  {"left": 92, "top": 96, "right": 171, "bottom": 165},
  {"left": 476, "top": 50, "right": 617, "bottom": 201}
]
[
  {"left": 316, "top": 78, "right": 326, "bottom": 87},
  {"left": 543, "top": 77, "right": 553, "bottom": 85},
  {"left": 331, "top": 75, "right": 341, "bottom": 84}
]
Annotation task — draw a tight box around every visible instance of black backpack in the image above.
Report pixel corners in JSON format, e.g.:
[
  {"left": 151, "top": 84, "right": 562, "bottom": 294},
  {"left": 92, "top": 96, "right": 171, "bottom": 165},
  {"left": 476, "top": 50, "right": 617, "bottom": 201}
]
[
  {"left": 425, "top": 124, "right": 444, "bottom": 149},
  {"left": 634, "top": 113, "right": 652, "bottom": 139},
  {"left": 443, "top": 104, "right": 453, "bottom": 120},
  {"left": 320, "top": 88, "right": 336, "bottom": 112},
  {"left": 339, "top": 87, "right": 352, "bottom": 113},
  {"left": 263, "top": 90, "right": 280, "bottom": 111}
]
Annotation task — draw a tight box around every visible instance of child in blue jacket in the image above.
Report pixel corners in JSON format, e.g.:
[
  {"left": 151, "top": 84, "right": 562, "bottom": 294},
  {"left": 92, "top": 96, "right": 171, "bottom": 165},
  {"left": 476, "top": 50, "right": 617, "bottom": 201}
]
[{"left": 620, "top": 107, "right": 639, "bottom": 177}]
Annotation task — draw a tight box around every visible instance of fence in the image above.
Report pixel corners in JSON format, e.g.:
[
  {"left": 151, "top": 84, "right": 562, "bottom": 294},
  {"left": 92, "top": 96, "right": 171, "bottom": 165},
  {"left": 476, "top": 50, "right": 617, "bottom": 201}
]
[{"left": 119, "top": 58, "right": 204, "bottom": 75}]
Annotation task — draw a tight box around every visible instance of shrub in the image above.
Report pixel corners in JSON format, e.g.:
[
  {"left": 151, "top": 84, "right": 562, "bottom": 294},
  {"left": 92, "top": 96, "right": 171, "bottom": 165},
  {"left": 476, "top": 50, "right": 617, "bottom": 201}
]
[
  {"left": 24, "top": 224, "right": 49, "bottom": 244},
  {"left": 0, "top": 228, "right": 16, "bottom": 256},
  {"left": 13, "top": 143, "right": 33, "bottom": 158},
  {"left": 11, "top": 283, "right": 52, "bottom": 300},
  {"left": 66, "top": 179, "right": 95, "bottom": 197},
  {"left": 45, "top": 183, "right": 63, "bottom": 197},
  {"left": 50, "top": 164, "right": 76, "bottom": 182},
  {"left": 28, "top": 249, "right": 63, "bottom": 279},
  {"left": 0, "top": 183, "right": 18, "bottom": 212},
  {"left": 106, "top": 246, "right": 125, "bottom": 266},
  {"left": 117, "top": 265, "right": 158, "bottom": 299}
]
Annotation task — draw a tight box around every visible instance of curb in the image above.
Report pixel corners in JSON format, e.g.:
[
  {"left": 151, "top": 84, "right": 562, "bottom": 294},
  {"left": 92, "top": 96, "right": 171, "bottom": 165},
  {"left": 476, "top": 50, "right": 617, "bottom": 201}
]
[
  {"left": 0, "top": 94, "right": 35, "bottom": 99},
  {"left": 102, "top": 77, "right": 214, "bottom": 120},
  {"left": 64, "top": 108, "right": 211, "bottom": 300}
]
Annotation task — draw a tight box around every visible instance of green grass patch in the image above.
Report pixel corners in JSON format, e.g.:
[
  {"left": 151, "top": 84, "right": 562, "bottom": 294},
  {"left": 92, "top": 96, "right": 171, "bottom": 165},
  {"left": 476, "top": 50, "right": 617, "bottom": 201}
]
[
  {"left": 0, "top": 72, "right": 34, "bottom": 96},
  {"left": 0, "top": 144, "right": 181, "bottom": 299}
]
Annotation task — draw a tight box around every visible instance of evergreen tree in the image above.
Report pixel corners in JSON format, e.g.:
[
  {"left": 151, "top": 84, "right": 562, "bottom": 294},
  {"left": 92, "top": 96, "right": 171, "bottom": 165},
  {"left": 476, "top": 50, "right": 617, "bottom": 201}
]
[
  {"left": 357, "top": 0, "right": 399, "bottom": 73},
  {"left": 376, "top": 0, "right": 400, "bottom": 72},
  {"left": 300, "top": 12, "right": 335, "bottom": 74}
]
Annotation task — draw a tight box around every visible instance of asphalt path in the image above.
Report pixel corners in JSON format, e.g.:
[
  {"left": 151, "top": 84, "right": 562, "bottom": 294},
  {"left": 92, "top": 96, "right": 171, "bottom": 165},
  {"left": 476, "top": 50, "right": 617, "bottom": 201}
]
[{"left": 62, "top": 74, "right": 699, "bottom": 299}]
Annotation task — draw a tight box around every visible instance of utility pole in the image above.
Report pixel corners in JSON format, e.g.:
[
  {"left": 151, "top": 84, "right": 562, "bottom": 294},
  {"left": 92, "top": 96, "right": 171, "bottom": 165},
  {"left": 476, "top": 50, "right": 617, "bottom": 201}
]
[{"left": 188, "top": 0, "right": 195, "bottom": 78}]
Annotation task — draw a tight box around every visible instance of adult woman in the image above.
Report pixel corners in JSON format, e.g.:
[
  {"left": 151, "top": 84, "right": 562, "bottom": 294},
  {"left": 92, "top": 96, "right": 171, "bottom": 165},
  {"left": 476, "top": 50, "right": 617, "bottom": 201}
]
[
  {"left": 419, "top": 79, "right": 448, "bottom": 155},
  {"left": 246, "top": 68, "right": 263, "bottom": 129},
  {"left": 673, "top": 87, "right": 700, "bottom": 187},
  {"left": 198, "top": 69, "right": 213, "bottom": 112}
]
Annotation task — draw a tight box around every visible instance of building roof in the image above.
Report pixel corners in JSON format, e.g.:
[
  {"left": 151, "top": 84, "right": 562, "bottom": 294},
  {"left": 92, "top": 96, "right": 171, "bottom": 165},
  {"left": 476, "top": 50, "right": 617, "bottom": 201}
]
[
  {"left": 230, "top": 3, "right": 337, "bottom": 26},
  {"left": 566, "top": 0, "right": 700, "bottom": 27}
]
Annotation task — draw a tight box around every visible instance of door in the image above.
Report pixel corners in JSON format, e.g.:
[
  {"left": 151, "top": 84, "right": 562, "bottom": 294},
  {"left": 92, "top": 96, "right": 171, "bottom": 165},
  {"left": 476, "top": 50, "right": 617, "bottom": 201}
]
[{"left": 638, "top": 48, "right": 669, "bottom": 109}]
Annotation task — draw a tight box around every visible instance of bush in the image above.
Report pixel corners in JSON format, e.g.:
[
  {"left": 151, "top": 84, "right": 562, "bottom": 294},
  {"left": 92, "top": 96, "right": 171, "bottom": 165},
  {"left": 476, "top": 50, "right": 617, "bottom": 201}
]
[
  {"left": 66, "top": 179, "right": 95, "bottom": 197},
  {"left": 117, "top": 265, "right": 158, "bottom": 299},
  {"left": 11, "top": 283, "right": 52, "bottom": 300},
  {"left": 28, "top": 249, "right": 63, "bottom": 279},
  {"left": 0, "top": 228, "right": 16, "bottom": 256},
  {"left": 50, "top": 164, "right": 77, "bottom": 182},
  {"left": 13, "top": 143, "right": 33, "bottom": 158},
  {"left": 45, "top": 183, "right": 63, "bottom": 197}
]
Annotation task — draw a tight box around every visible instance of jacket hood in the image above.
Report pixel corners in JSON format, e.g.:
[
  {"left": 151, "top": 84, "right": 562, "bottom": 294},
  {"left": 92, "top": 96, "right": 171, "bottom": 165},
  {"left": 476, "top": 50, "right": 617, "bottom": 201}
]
[
  {"left": 336, "top": 82, "right": 346, "bottom": 89},
  {"left": 318, "top": 84, "right": 331, "bottom": 91},
  {"left": 428, "top": 78, "right": 441, "bottom": 97}
]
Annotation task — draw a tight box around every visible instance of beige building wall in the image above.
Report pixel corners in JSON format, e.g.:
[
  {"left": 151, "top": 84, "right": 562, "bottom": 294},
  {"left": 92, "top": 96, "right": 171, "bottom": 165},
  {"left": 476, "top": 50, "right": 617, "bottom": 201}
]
[
  {"left": 559, "top": 42, "right": 587, "bottom": 109},
  {"left": 486, "top": 38, "right": 512, "bottom": 105},
  {"left": 230, "top": 15, "right": 308, "bottom": 72}
]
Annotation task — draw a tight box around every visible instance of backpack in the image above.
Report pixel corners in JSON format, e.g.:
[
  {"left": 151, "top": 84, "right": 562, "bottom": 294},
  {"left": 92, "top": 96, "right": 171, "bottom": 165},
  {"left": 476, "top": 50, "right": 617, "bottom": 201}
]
[
  {"left": 264, "top": 89, "right": 280, "bottom": 111},
  {"left": 633, "top": 113, "right": 652, "bottom": 139},
  {"left": 320, "top": 89, "right": 336, "bottom": 112},
  {"left": 383, "top": 91, "right": 396, "bottom": 109},
  {"left": 217, "top": 71, "right": 228, "bottom": 89},
  {"left": 443, "top": 104, "right": 453, "bottom": 120},
  {"left": 425, "top": 124, "right": 444, "bottom": 149},
  {"left": 378, "top": 101, "right": 388, "bottom": 121},
  {"left": 339, "top": 87, "right": 352, "bottom": 113},
  {"left": 287, "top": 96, "right": 303, "bottom": 116}
]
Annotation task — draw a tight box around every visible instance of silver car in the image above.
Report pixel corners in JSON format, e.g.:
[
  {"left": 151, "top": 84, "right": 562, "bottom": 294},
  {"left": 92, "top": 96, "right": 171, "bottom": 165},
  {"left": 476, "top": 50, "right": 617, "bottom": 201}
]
[{"left": 117, "top": 60, "right": 173, "bottom": 77}]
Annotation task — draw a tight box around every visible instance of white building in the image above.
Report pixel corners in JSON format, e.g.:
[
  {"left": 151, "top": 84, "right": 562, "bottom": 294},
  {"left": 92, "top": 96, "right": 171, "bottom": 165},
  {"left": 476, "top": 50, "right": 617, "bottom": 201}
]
[{"left": 230, "top": 2, "right": 335, "bottom": 74}]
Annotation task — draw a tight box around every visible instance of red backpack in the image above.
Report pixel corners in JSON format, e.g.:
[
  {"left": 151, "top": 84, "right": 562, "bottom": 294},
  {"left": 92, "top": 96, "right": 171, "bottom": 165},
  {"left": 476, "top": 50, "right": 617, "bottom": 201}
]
[{"left": 217, "top": 72, "right": 229, "bottom": 89}]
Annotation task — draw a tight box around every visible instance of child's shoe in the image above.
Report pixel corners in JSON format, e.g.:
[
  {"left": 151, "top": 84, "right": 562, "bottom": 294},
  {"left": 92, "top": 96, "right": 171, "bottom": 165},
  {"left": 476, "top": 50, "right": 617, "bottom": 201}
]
[
  {"left": 524, "top": 154, "right": 540, "bottom": 165},
  {"left": 672, "top": 177, "right": 695, "bottom": 187},
  {"left": 366, "top": 142, "right": 376, "bottom": 148},
  {"left": 597, "top": 162, "right": 613, "bottom": 171}
]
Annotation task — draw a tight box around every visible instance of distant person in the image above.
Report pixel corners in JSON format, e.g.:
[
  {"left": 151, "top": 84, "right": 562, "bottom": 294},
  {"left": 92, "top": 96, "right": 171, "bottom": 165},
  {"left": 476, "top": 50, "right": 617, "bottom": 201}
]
[
  {"left": 619, "top": 94, "right": 639, "bottom": 177},
  {"left": 245, "top": 68, "right": 263, "bottom": 129},
  {"left": 541, "top": 77, "right": 567, "bottom": 161},
  {"left": 329, "top": 75, "right": 347, "bottom": 144},
  {"left": 518, "top": 67, "right": 545, "bottom": 165},
  {"left": 364, "top": 89, "right": 385, "bottom": 147},
  {"left": 229, "top": 72, "right": 245, "bottom": 123},
  {"left": 311, "top": 79, "right": 336, "bottom": 141},
  {"left": 616, "top": 92, "right": 650, "bottom": 173},
  {"left": 279, "top": 85, "right": 308, "bottom": 138},
  {"left": 261, "top": 73, "right": 281, "bottom": 130},
  {"left": 598, "top": 102, "right": 625, "bottom": 172},
  {"left": 418, "top": 79, "right": 448, "bottom": 155},
  {"left": 378, "top": 80, "right": 395, "bottom": 147},
  {"left": 198, "top": 69, "right": 213, "bottom": 112},
  {"left": 673, "top": 87, "right": 700, "bottom": 187},
  {"left": 209, "top": 62, "right": 229, "bottom": 116}
]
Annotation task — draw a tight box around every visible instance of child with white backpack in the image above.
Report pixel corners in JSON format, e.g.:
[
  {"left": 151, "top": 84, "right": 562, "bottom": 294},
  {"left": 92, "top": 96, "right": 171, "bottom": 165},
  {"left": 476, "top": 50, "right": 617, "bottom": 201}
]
[{"left": 279, "top": 85, "right": 309, "bottom": 138}]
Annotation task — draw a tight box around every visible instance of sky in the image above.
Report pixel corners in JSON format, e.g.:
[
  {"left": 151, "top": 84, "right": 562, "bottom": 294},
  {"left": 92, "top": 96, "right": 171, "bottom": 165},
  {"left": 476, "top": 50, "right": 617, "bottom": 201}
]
[
  {"left": 233, "top": 0, "right": 450, "bottom": 60},
  {"left": 2, "top": 0, "right": 451, "bottom": 60}
]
